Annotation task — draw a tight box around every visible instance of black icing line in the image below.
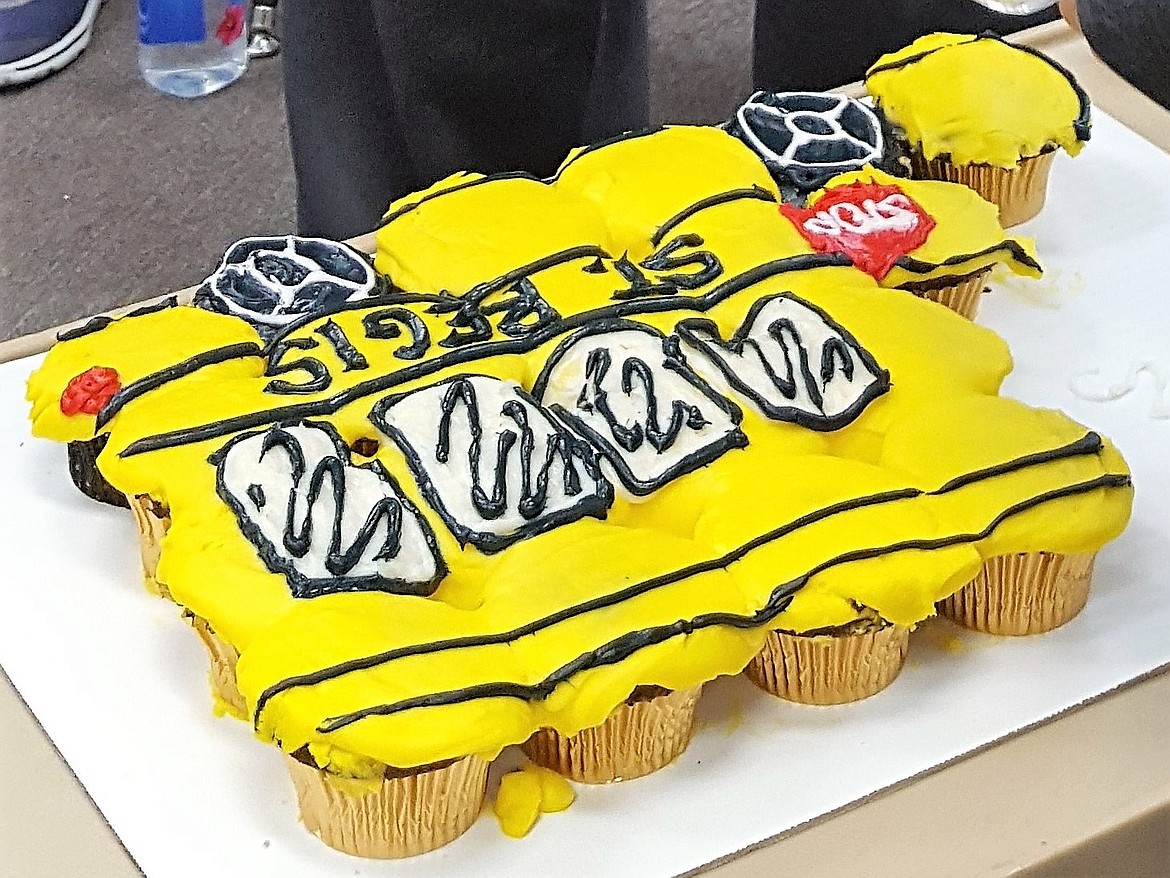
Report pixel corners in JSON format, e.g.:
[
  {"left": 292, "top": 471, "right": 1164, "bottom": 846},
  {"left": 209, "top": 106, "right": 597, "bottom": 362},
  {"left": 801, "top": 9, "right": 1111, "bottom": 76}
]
[
  {"left": 117, "top": 253, "right": 851, "bottom": 459},
  {"left": 315, "top": 472, "right": 1131, "bottom": 732},
  {"left": 376, "top": 128, "right": 668, "bottom": 231},
  {"left": 361, "top": 307, "right": 431, "bottom": 359},
  {"left": 251, "top": 430, "right": 1112, "bottom": 724},
  {"left": 95, "top": 341, "right": 264, "bottom": 431},
  {"left": 865, "top": 32, "right": 1091, "bottom": 143},
  {"left": 530, "top": 319, "right": 747, "bottom": 496},
  {"left": 315, "top": 319, "right": 370, "bottom": 372},
  {"left": 893, "top": 239, "right": 1042, "bottom": 276},
  {"left": 265, "top": 245, "right": 609, "bottom": 345},
  {"left": 57, "top": 296, "right": 181, "bottom": 343},
  {"left": 264, "top": 337, "right": 331, "bottom": 396},
  {"left": 207, "top": 419, "right": 447, "bottom": 599},
  {"left": 650, "top": 186, "right": 777, "bottom": 247},
  {"left": 676, "top": 291, "right": 891, "bottom": 432},
  {"left": 368, "top": 374, "right": 614, "bottom": 554}
]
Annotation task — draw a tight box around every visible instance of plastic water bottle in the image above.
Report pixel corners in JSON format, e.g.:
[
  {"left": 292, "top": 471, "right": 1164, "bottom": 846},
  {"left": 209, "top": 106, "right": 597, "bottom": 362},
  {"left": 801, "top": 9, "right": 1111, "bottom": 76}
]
[{"left": 138, "top": 0, "right": 248, "bottom": 98}]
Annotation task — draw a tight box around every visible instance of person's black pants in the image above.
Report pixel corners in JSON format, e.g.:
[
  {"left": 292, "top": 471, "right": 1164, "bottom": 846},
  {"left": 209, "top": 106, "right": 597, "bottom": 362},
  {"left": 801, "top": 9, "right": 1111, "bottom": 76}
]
[
  {"left": 282, "top": 0, "right": 1054, "bottom": 240},
  {"left": 282, "top": 0, "right": 648, "bottom": 239}
]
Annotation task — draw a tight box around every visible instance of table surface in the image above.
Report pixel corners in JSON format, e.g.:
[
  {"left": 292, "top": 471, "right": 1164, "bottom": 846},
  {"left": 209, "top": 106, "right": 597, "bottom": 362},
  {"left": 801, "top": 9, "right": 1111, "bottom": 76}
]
[{"left": 3, "top": 21, "right": 1169, "bottom": 878}]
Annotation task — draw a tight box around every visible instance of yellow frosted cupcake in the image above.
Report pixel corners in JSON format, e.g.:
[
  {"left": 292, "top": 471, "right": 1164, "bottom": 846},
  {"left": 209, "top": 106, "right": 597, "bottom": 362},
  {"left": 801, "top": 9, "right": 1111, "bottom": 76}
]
[
  {"left": 523, "top": 686, "right": 702, "bottom": 784},
  {"left": 866, "top": 32, "right": 1090, "bottom": 227},
  {"left": 788, "top": 167, "right": 1041, "bottom": 318},
  {"left": 285, "top": 748, "right": 489, "bottom": 858},
  {"left": 746, "top": 611, "right": 909, "bottom": 704}
]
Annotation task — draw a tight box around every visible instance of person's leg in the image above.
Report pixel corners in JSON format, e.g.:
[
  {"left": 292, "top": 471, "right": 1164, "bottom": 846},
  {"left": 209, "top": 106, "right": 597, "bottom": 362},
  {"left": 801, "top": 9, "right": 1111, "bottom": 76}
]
[
  {"left": 281, "top": 0, "right": 418, "bottom": 239},
  {"left": 367, "top": 0, "right": 645, "bottom": 184},
  {"left": 283, "top": 0, "right": 650, "bottom": 238},
  {"left": 582, "top": 0, "right": 650, "bottom": 142}
]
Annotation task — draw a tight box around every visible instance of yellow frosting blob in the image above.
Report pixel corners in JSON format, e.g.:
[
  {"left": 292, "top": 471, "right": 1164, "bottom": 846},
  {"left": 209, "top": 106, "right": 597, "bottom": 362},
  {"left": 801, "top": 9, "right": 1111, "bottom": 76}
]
[
  {"left": 494, "top": 763, "right": 575, "bottom": 838},
  {"left": 866, "top": 33, "right": 1089, "bottom": 168},
  {"left": 26, "top": 126, "right": 1130, "bottom": 778}
]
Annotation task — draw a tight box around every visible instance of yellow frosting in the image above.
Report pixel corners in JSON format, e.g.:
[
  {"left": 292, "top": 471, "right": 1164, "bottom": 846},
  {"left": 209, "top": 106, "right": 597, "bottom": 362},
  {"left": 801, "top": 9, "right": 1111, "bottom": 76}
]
[
  {"left": 494, "top": 763, "right": 575, "bottom": 838},
  {"left": 866, "top": 33, "right": 1090, "bottom": 168},
  {"left": 26, "top": 126, "right": 1130, "bottom": 780}
]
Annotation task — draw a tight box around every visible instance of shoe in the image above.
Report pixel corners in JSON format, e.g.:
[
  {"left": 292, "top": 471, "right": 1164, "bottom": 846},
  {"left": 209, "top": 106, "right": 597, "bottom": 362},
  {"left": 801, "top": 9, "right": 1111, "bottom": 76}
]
[{"left": 0, "top": 0, "right": 102, "bottom": 87}]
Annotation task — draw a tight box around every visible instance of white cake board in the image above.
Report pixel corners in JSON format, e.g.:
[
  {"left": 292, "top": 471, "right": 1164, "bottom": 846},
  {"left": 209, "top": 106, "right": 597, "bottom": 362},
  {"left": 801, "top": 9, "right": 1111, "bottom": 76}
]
[{"left": 1, "top": 112, "right": 1168, "bottom": 878}]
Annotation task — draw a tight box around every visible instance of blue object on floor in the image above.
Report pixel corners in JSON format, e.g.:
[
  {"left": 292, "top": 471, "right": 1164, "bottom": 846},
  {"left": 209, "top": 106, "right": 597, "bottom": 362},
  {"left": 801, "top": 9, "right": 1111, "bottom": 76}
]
[{"left": 0, "top": 0, "right": 102, "bottom": 86}]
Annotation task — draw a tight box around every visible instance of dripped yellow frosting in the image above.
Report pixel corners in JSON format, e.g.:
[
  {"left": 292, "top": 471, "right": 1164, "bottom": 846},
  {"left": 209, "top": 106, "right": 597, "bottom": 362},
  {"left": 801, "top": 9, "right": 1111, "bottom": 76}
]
[
  {"left": 866, "top": 33, "right": 1090, "bottom": 168},
  {"left": 26, "top": 126, "right": 1129, "bottom": 781}
]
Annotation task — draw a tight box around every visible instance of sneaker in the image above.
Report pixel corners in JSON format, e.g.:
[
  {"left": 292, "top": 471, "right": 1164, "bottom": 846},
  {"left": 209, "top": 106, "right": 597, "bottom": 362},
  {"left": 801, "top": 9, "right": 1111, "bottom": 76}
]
[{"left": 0, "top": 0, "right": 102, "bottom": 87}]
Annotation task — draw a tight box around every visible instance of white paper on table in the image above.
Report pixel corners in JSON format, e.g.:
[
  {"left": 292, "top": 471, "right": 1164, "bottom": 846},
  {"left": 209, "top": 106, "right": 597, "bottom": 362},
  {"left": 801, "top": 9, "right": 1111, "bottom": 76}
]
[{"left": 1, "top": 111, "right": 1168, "bottom": 878}]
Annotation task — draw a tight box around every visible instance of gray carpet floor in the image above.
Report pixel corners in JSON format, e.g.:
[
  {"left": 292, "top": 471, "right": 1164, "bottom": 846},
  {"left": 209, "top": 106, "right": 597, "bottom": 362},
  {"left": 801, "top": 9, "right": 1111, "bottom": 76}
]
[
  {"left": 0, "top": 0, "right": 297, "bottom": 342},
  {"left": 0, "top": 0, "right": 754, "bottom": 342}
]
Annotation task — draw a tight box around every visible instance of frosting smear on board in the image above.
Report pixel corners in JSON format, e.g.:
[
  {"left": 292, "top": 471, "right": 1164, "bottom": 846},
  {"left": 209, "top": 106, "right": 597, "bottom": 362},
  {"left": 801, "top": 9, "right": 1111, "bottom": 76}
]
[{"left": 26, "top": 126, "right": 1130, "bottom": 777}]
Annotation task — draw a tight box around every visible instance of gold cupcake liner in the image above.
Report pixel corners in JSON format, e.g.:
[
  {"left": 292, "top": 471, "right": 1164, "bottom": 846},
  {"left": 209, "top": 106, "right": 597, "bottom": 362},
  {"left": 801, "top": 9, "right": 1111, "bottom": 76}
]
[
  {"left": 285, "top": 753, "right": 489, "bottom": 858},
  {"left": 898, "top": 269, "right": 990, "bottom": 320},
  {"left": 938, "top": 551, "right": 1096, "bottom": 636},
  {"left": 522, "top": 685, "right": 701, "bottom": 784},
  {"left": 911, "top": 149, "right": 1057, "bottom": 228},
  {"left": 127, "top": 493, "right": 172, "bottom": 599},
  {"left": 187, "top": 614, "right": 246, "bottom": 717},
  {"left": 745, "top": 621, "right": 910, "bottom": 705}
]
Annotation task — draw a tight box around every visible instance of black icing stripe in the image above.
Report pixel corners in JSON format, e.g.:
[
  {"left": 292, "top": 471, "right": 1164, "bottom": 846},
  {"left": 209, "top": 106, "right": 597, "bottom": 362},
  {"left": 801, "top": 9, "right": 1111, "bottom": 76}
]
[
  {"left": 376, "top": 128, "right": 669, "bottom": 231},
  {"left": 893, "top": 239, "right": 1042, "bottom": 276},
  {"left": 251, "top": 431, "right": 1110, "bottom": 724},
  {"left": 118, "top": 253, "right": 851, "bottom": 459},
  {"left": 377, "top": 172, "right": 542, "bottom": 229},
  {"left": 650, "top": 185, "right": 778, "bottom": 247},
  {"left": 56, "top": 297, "right": 181, "bottom": 343},
  {"left": 95, "top": 341, "right": 264, "bottom": 431},
  {"left": 865, "top": 32, "right": 1091, "bottom": 143},
  {"left": 266, "top": 245, "right": 609, "bottom": 344},
  {"left": 315, "top": 472, "right": 1131, "bottom": 733}
]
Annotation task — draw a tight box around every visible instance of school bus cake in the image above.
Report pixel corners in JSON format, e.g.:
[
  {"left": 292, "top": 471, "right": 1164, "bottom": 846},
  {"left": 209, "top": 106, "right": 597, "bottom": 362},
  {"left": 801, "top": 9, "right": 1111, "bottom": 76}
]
[{"left": 26, "top": 125, "right": 1131, "bottom": 858}]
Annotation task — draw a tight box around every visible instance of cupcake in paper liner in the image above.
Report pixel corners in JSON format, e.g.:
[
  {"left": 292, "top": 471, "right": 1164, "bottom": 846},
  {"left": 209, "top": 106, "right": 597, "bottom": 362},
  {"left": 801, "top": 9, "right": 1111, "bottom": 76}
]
[
  {"left": 725, "top": 90, "right": 912, "bottom": 202},
  {"left": 865, "top": 32, "right": 1090, "bottom": 227},
  {"left": 523, "top": 686, "right": 702, "bottom": 784},
  {"left": 127, "top": 493, "right": 171, "bottom": 598},
  {"left": 939, "top": 551, "right": 1097, "bottom": 636},
  {"left": 781, "top": 167, "right": 1040, "bottom": 319},
  {"left": 745, "top": 610, "right": 910, "bottom": 705},
  {"left": 185, "top": 613, "right": 247, "bottom": 717},
  {"left": 285, "top": 746, "right": 489, "bottom": 858}
]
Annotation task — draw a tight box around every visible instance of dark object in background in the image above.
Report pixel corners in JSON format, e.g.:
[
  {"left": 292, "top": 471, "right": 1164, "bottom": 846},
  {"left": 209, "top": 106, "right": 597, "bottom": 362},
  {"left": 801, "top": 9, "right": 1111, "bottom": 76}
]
[
  {"left": 752, "top": 0, "right": 1058, "bottom": 91},
  {"left": 282, "top": 0, "right": 648, "bottom": 241},
  {"left": 1078, "top": 0, "right": 1170, "bottom": 110}
]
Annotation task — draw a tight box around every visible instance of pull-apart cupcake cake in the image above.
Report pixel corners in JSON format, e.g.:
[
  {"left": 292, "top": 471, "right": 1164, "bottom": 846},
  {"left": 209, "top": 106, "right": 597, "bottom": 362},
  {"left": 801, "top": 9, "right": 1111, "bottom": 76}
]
[{"left": 26, "top": 36, "right": 1128, "bottom": 862}]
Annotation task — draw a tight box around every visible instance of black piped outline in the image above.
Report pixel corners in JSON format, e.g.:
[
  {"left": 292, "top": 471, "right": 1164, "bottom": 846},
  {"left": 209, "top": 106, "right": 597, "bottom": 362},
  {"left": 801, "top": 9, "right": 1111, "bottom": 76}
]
[
  {"left": 531, "top": 319, "right": 747, "bottom": 496},
  {"left": 369, "top": 374, "right": 615, "bottom": 554},
  {"left": 375, "top": 128, "right": 668, "bottom": 231},
  {"left": 57, "top": 296, "right": 180, "bottom": 343},
  {"left": 251, "top": 430, "right": 1115, "bottom": 723},
  {"left": 894, "top": 239, "right": 1042, "bottom": 276},
  {"left": 650, "top": 185, "right": 777, "bottom": 247},
  {"left": 315, "top": 472, "right": 1131, "bottom": 732},
  {"left": 207, "top": 419, "right": 447, "bottom": 599},
  {"left": 95, "top": 341, "right": 264, "bottom": 430},
  {"left": 116, "top": 252, "right": 852, "bottom": 459},
  {"left": 676, "top": 291, "right": 890, "bottom": 431}
]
